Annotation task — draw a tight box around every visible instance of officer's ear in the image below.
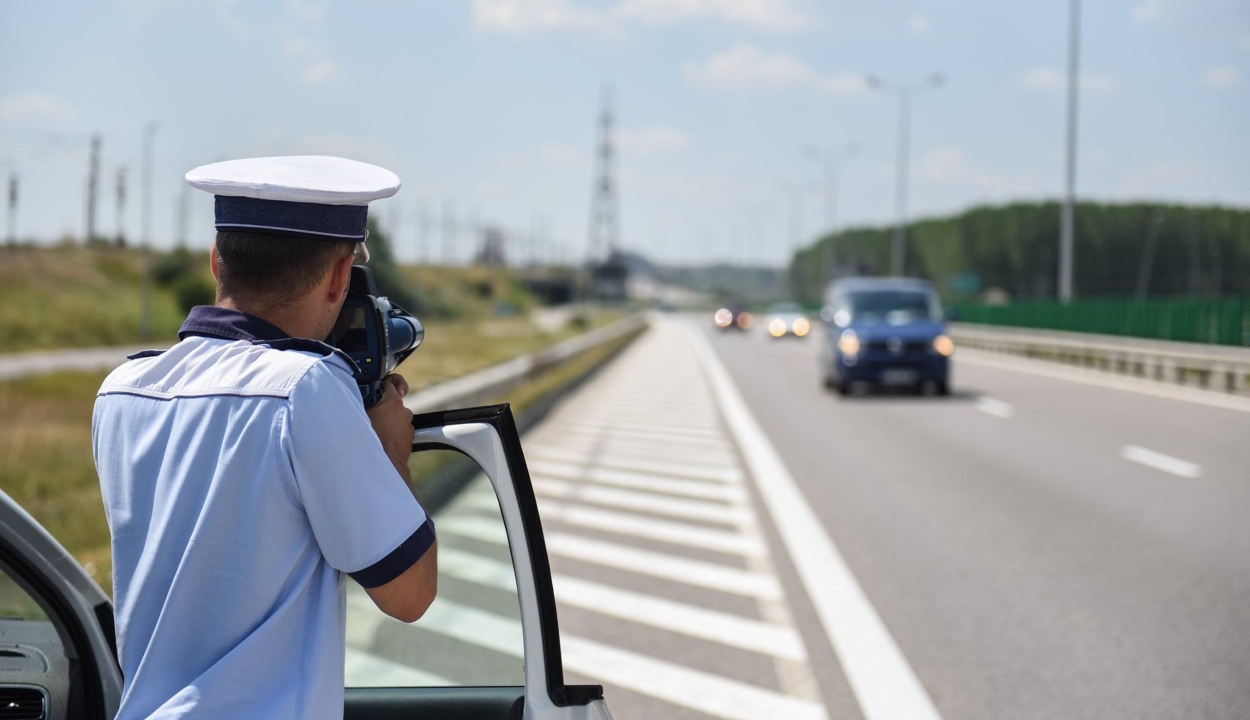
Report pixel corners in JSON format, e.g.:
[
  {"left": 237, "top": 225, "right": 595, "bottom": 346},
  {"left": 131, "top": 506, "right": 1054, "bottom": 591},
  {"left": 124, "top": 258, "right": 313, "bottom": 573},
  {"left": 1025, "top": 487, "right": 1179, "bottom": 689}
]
[{"left": 327, "top": 245, "right": 354, "bottom": 304}]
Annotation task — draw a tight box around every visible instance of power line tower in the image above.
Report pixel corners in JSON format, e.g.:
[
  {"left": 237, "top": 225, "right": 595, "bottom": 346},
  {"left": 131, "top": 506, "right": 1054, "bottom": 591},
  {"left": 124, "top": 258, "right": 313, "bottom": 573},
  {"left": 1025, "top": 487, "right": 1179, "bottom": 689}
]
[{"left": 586, "top": 85, "right": 627, "bottom": 300}]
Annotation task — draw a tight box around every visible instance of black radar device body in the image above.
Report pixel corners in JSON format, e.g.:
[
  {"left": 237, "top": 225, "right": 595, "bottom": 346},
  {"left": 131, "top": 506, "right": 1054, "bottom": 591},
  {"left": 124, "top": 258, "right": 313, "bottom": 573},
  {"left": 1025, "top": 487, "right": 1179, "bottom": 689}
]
[{"left": 329, "top": 264, "right": 424, "bottom": 407}]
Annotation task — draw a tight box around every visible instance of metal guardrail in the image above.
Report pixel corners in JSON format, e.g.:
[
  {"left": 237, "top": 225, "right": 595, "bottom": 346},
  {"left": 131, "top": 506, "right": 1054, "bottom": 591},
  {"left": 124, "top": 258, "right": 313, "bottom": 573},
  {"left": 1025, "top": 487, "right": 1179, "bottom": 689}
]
[
  {"left": 404, "top": 315, "right": 648, "bottom": 413},
  {"left": 950, "top": 323, "right": 1250, "bottom": 395}
]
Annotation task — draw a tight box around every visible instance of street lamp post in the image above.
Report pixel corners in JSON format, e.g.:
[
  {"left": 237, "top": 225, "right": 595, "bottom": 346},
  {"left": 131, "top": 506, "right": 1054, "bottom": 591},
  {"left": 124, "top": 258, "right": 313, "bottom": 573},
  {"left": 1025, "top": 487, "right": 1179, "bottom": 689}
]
[
  {"left": 140, "top": 121, "right": 158, "bottom": 341},
  {"left": 866, "top": 73, "right": 944, "bottom": 277},
  {"left": 804, "top": 142, "right": 858, "bottom": 280},
  {"left": 1059, "top": 0, "right": 1081, "bottom": 302}
]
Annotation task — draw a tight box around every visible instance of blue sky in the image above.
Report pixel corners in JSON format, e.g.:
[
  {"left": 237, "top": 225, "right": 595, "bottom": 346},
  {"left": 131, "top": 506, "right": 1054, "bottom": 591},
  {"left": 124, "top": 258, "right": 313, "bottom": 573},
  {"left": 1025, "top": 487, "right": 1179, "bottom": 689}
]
[{"left": 1, "top": 0, "right": 1247, "bottom": 266}]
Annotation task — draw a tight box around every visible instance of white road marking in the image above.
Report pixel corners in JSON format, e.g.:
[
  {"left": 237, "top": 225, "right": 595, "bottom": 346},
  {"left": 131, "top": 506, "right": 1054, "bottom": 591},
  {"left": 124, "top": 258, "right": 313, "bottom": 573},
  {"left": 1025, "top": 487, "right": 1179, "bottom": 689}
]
[
  {"left": 437, "top": 517, "right": 784, "bottom": 599},
  {"left": 543, "top": 418, "right": 725, "bottom": 439},
  {"left": 548, "top": 423, "right": 735, "bottom": 449},
  {"left": 528, "top": 460, "right": 749, "bottom": 503},
  {"left": 530, "top": 436, "right": 738, "bottom": 467},
  {"left": 693, "top": 330, "right": 945, "bottom": 720},
  {"left": 960, "top": 347, "right": 1250, "bottom": 414},
  {"left": 522, "top": 445, "right": 744, "bottom": 483},
  {"left": 532, "top": 477, "right": 755, "bottom": 526},
  {"left": 1121, "top": 445, "right": 1202, "bottom": 478},
  {"left": 975, "top": 396, "right": 1014, "bottom": 419},
  {"left": 560, "top": 636, "right": 827, "bottom": 720},
  {"left": 345, "top": 646, "right": 455, "bottom": 687},
  {"left": 538, "top": 499, "right": 766, "bottom": 557},
  {"left": 438, "top": 548, "right": 806, "bottom": 660},
  {"left": 359, "top": 592, "right": 826, "bottom": 720}
]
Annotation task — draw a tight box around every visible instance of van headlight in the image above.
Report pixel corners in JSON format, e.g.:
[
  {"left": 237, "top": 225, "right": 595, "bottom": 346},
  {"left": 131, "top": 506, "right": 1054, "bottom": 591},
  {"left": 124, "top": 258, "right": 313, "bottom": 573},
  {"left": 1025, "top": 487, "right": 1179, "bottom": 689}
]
[
  {"left": 933, "top": 334, "right": 954, "bottom": 357},
  {"left": 792, "top": 317, "right": 810, "bottom": 337},
  {"left": 768, "top": 319, "right": 787, "bottom": 337},
  {"left": 838, "top": 329, "right": 860, "bottom": 356}
]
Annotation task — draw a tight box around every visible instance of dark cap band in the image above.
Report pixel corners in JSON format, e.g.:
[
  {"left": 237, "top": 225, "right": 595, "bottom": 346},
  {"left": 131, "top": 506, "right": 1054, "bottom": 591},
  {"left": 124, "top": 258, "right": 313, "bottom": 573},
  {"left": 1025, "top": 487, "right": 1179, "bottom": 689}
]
[{"left": 214, "top": 195, "right": 368, "bottom": 241}]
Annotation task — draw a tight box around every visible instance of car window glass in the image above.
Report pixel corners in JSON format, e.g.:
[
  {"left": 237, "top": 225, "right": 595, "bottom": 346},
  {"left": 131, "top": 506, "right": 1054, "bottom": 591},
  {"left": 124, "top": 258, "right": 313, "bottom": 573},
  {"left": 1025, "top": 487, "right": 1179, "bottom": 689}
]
[
  {"left": 0, "top": 559, "right": 69, "bottom": 715},
  {"left": 344, "top": 449, "right": 525, "bottom": 688}
]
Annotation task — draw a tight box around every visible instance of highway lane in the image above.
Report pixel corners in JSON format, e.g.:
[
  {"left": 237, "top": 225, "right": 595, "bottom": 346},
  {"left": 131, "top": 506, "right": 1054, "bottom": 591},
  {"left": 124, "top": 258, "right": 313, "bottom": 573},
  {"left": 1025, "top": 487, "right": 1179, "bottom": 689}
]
[{"left": 706, "top": 321, "right": 1250, "bottom": 720}]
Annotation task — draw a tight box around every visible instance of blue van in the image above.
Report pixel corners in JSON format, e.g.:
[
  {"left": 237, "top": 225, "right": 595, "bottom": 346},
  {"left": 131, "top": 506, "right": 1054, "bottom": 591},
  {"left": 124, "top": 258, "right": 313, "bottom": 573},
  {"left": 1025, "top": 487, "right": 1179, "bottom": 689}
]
[{"left": 817, "top": 277, "right": 954, "bottom": 395}]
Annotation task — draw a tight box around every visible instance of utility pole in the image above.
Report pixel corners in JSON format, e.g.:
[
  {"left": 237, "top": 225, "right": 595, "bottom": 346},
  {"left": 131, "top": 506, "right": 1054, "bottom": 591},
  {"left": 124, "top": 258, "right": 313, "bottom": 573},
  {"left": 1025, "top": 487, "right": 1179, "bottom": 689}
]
[
  {"left": 140, "top": 121, "right": 158, "bottom": 341},
  {"left": 5, "top": 172, "right": 16, "bottom": 245},
  {"left": 441, "top": 199, "right": 455, "bottom": 265},
  {"left": 1059, "top": 0, "right": 1081, "bottom": 302},
  {"left": 86, "top": 134, "right": 102, "bottom": 244},
  {"left": 115, "top": 167, "right": 128, "bottom": 247},
  {"left": 1134, "top": 207, "right": 1164, "bottom": 301},
  {"left": 867, "top": 73, "right": 944, "bottom": 277}
]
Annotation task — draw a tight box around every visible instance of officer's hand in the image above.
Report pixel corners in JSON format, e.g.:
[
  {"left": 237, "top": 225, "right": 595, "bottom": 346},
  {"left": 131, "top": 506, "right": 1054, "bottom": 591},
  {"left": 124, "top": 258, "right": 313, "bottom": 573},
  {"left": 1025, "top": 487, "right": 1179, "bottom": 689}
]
[{"left": 367, "top": 374, "right": 414, "bottom": 472}]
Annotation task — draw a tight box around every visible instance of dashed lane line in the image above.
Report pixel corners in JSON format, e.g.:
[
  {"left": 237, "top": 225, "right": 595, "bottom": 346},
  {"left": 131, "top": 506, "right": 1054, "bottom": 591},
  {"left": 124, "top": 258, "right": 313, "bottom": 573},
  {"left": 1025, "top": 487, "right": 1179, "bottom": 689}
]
[
  {"left": 1121, "top": 445, "right": 1202, "bottom": 478},
  {"left": 975, "top": 396, "right": 1014, "bottom": 419}
]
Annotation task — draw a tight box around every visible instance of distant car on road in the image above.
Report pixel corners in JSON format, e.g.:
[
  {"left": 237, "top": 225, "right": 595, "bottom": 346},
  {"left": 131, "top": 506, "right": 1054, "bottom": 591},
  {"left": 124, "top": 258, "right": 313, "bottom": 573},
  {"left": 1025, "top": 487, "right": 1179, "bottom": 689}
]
[
  {"left": 713, "top": 305, "right": 754, "bottom": 331},
  {"left": 818, "top": 278, "right": 954, "bottom": 395},
  {"left": 763, "top": 302, "right": 811, "bottom": 339}
]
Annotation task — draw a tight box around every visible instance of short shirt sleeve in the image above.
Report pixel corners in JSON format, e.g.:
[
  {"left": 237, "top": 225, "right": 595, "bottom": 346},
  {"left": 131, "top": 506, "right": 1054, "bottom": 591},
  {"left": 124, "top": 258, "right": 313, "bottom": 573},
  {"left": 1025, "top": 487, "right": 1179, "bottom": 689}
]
[{"left": 282, "top": 359, "right": 435, "bottom": 588}]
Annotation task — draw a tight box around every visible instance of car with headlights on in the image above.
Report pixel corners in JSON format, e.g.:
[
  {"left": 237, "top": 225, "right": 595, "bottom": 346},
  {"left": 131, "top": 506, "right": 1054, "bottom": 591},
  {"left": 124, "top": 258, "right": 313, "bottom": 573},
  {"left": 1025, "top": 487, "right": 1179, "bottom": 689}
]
[
  {"left": 817, "top": 278, "right": 953, "bottom": 395},
  {"left": 763, "top": 302, "right": 811, "bottom": 339},
  {"left": 713, "top": 305, "right": 754, "bottom": 332}
]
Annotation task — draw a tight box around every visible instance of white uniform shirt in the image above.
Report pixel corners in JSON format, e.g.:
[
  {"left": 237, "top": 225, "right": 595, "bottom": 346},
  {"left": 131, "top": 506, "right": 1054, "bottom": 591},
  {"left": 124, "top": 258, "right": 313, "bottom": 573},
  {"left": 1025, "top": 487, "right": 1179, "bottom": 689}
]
[{"left": 93, "top": 306, "right": 434, "bottom": 720}]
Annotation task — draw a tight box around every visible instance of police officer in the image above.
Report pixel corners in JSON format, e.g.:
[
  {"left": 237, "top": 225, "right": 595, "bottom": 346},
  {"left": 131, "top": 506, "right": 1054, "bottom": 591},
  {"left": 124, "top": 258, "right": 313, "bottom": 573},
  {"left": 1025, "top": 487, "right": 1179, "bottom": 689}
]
[{"left": 93, "top": 156, "right": 437, "bottom": 719}]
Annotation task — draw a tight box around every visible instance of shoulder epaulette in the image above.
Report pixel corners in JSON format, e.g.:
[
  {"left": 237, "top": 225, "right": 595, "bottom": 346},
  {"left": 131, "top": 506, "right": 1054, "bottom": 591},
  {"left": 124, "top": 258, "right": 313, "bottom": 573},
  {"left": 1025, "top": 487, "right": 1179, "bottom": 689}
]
[{"left": 126, "top": 349, "right": 167, "bottom": 360}]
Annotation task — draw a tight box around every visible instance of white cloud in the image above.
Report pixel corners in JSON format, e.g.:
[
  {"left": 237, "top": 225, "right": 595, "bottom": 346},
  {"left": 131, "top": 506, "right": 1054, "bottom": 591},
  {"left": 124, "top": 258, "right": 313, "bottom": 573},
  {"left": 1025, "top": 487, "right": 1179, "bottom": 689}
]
[
  {"left": 300, "top": 59, "right": 341, "bottom": 86},
  {"left": 911, "top": 145, "right": 1043, "bottom": 209},
  {"left": 284, "top": 36, "right": 313, "bottom": 57},
  {"left": 618, "top": 124, "right": 691, "bottom": 155},
  {"left": 0, "top": 92, "right": 77, "bottom": 126},
  {"left": 287, "top": 0, "right": 326, "bottom": 23},
  {"left": 1017, "top": 67, "right": 1117, "bottom": 94},
  {"left": 1204, "top": 65, "right": 1240, "bottom": 89},
  {"left": 614, "top": 0, "right": 807, "bottom": 31},
  {"left": 907, "top": 13, "right": 930, "bottom": 35},
  {"left": 1132, "top": 0, "right": 1163, "bottom": 25},
  {"left": 685, "top": 44, "right": 867, "bottom": 96},
  {"left": 471, "top": 0, "right": 616, "bottom": 35}
]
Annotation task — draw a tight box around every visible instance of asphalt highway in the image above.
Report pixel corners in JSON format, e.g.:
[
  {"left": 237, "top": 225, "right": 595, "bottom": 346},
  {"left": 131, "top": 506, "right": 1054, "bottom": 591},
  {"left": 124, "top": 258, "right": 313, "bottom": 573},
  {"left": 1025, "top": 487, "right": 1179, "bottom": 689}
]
[{"left": 708, "top": 320, "right": 1250, "bottom": 720}]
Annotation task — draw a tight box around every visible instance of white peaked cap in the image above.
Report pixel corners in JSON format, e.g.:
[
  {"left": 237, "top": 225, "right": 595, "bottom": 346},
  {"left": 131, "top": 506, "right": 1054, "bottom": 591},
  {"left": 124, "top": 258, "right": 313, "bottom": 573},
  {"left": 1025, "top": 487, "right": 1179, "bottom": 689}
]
[{"left": 186, "top": 155, "right": 401, "bottom": 206}]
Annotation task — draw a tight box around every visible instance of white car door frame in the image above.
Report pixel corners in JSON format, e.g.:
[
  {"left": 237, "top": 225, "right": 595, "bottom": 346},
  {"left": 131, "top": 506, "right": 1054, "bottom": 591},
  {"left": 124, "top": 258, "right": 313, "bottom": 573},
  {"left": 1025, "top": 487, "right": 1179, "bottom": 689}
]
[{"left": 411, "top": 404, "right": 613, "bottom": 720}]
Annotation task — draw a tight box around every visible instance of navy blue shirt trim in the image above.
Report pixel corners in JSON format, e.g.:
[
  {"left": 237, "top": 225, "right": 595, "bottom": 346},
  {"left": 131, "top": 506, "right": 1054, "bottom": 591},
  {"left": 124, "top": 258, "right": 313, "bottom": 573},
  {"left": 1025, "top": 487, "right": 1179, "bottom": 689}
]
[
  {"left": 349, "top": 517, "right": 437, "bottom": 588},
  {"left": 179, "top": 306, "right": 291, "bottom": 342},
  {"left": 215, "top": 195, "right": 368, "bottom": 241}
]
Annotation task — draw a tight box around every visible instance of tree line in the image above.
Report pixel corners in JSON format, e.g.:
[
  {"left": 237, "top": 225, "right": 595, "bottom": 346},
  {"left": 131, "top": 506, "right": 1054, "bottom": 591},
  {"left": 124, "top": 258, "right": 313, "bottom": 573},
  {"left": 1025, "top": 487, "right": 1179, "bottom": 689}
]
[{"left": 789, "top": 201, "right": 1250, "bottom": 304}]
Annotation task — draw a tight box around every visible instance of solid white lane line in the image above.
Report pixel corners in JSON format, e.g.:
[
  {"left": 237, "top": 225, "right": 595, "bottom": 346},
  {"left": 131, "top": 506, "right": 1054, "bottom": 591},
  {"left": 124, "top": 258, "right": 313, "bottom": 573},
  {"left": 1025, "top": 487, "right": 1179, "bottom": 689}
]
[
  {"left": 561, "top": 636, "right": 827, "bottom": 720},
  {"left": 546, "top": 532, "right": 784, "bottom": 600},
  {"left": 538, "top": 499, "right": 766, "bottom": 557},
  {"left": 532, "top": 478, "right": 755, "bottom": 526},
  {"left": 975, "top": 396, "right": 1014, "bottom": 419},
  {"left": 438, "top": 548, "right": 806, "bottom": 661},
  {"left": 528, "top": 461, "right": 749, "bottom": 503},
  {"left": 693, "top": 331, "right": 944, "bottom": 720},
  {"left": 436, "top": 517, "right": 784, "bottom": 600},
  {"left": 345, "top": 646, "right": 455, "bottom": 687},
  {"left": 523, "top": 445, "right": 745, "bottom": 483},
  {"left": 1121, "top": 445, "right": 1202, "bottom": 478},
  {"left": 959, "top": 347, "right": 1250, "bottom": 414}
]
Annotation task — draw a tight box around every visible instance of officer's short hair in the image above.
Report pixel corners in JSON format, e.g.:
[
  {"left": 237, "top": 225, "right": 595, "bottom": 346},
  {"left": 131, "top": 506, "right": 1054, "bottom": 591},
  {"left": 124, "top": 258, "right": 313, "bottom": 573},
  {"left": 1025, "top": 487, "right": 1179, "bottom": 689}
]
[{"left": 214, "top": 231, "right": 352, "bottom": 306}]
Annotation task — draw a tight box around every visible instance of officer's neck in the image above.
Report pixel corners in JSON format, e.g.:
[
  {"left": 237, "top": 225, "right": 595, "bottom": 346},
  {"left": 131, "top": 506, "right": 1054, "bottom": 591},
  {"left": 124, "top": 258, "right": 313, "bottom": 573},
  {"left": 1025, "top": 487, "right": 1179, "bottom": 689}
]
[{"left": 217, "top": 296, "right": 327, "bottom": 341}]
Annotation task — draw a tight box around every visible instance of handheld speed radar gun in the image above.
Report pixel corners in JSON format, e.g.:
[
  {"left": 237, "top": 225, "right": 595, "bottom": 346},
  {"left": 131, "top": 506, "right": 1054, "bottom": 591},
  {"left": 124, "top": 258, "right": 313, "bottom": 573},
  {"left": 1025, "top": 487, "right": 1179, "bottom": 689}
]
[{"left": 329, "top": 265, "right": 424, "bottom": 407}]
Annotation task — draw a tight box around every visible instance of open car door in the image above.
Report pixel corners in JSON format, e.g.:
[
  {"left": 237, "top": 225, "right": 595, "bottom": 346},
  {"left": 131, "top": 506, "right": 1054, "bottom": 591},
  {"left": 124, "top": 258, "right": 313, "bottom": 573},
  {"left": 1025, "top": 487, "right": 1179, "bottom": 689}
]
[
  {"left": 344, "top": 403, "right": 613, "bottom": 720},
  {"left": 0, "top": 493, "right": 123, "bottom": 719}
]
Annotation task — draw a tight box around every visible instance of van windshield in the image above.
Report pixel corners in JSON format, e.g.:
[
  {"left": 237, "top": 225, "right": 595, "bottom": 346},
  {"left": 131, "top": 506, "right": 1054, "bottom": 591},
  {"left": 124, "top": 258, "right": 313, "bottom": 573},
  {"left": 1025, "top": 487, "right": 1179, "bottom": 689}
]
[{"left": 845, "top": 290, "right": 939, "bottom": 325}]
